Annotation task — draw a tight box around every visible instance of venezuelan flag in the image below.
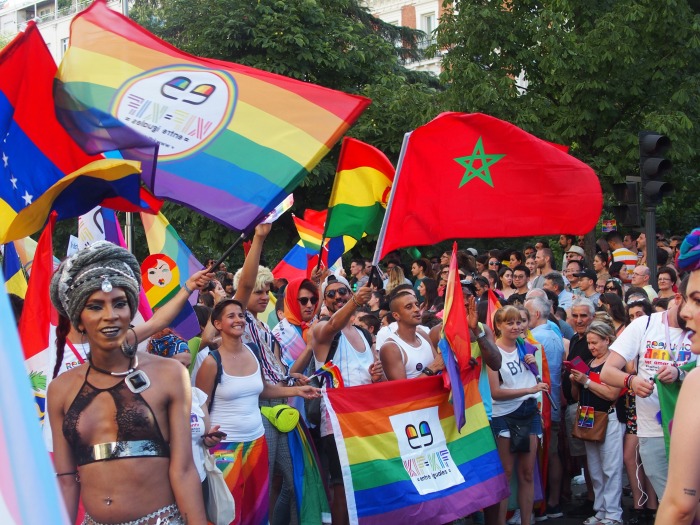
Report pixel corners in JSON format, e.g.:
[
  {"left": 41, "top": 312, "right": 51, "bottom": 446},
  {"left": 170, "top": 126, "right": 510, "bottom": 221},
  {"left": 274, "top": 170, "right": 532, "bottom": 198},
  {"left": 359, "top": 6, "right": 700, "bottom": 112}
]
[
  {"left": 0, "top": 23, "right": 143, "bottom": 244},
  {"left": 2, "top": 242, "right": 27, "bottom": 298},
  {"left": 57, "top": 0, "right": 370, "bottom": 233},
  {"left": 325, "top": 137, "right": 395, "bottom": 241},
  {"left": 325, "top": 371, "right": 509, "bottom": 525}
]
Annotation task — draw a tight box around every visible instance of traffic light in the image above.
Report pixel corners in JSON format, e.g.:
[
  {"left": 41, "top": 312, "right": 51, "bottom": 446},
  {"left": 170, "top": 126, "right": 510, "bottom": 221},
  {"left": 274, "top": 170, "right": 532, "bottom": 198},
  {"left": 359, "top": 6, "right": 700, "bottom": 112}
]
[
  {"left": 639, "top": 132, "right": 673, "bottom": 207},
  {"left": 612, "top": 178, "right": 641, "bottom": 227}
]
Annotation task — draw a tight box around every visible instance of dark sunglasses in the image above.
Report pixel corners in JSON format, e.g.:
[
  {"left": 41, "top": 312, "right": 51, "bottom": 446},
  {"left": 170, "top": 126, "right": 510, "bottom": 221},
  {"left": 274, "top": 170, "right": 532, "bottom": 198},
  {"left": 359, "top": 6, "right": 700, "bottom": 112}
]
[
  {"left": 488, "top": 261, "right": 499, "bottom": 266},
  {"left": 298, "top": 296, "right": 319, "bottom": 306},
  {"left": 604, "top": 286, "right": 616, "bottom": 291},
  {"left": 325, "top": 287, "right": 350, "bottom": 299}
]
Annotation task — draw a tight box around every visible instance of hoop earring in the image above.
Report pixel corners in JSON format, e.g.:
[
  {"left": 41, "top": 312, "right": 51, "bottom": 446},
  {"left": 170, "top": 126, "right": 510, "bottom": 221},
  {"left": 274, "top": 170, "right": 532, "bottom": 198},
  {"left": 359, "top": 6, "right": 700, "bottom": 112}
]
[{"left": 121, "top": 327, "right": 138, "bottom": 357}]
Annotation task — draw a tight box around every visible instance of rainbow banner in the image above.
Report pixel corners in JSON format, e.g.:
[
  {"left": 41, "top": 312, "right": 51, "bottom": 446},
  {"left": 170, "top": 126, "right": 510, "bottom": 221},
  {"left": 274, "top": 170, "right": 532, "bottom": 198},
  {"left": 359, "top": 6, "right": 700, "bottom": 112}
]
[
  {"left": 325, "top": 372, "right": 509, "bottom": 524},
  {"left": 310, "top": 361, "right": 344, "bottom": 388},
  {"left": 0, "top": 266, "right": 69, "bottom": 525},
  {"left": 57, "top": 0, "right": 370, "bottom": 233}
]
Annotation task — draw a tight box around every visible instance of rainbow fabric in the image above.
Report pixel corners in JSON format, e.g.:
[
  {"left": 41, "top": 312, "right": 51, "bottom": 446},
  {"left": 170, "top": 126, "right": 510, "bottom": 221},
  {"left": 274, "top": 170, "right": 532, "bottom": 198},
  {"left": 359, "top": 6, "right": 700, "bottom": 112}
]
[
  {"left": 325, "top": 137, "right": 395, "bottom": 241},
  {"left": 57, "top": 0, "right": 370, "bottom": 233},
  {"left": 293, "top": 214, "right": 324, "bottom": 253},
  {"left": 325, "top": 372, "right": 509, "bottom": 524},
  {"left": 0, "top": 23, "right": 142, "bottom": 244},
  {"left": 288, "top": 422, "right": 331, "bottom": 524},
  {"left": 311, "top": 361, "right": 344, "bottom": 389},
  {"left": 438, "top": 242, "right": 470, "bottom": 431},
  {"left": 262, "top": 194, "right": 294, "bottom": 225},
  {"left": 2, "top": 242, "right": 27, "bottom": 298},
  {"left": 139, "top": 211, "right": 201, "bottom": 338},
  {"left": 0, "top": 265, "right": 68, "bottom": 525}
]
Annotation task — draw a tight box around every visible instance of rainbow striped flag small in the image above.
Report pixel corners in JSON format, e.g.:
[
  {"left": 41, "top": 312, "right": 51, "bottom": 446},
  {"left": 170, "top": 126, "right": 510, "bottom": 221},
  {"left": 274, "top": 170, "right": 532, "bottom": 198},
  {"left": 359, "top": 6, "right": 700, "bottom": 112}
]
[
  {"left": 325, "top": 371, "right": 509, "bottom": 524},
  {"left": 293, "top": 214, "right": 323, "bottom": 253},
  {"left": 310, "top": 361, "right": 344, "bottom": 389}
]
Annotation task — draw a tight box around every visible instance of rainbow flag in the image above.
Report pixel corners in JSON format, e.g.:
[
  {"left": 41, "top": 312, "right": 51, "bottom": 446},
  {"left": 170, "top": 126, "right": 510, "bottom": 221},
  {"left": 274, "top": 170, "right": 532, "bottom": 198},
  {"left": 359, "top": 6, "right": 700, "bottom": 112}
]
[
  {"left": 325, "top": 372, "right": 509, "bottom": 524},
  {"left": 0, "top": 265, "right": 69, "bottom": 525},
  {"left": 310, "top": 361, "right": 344, "bottom": 389},
  {"left": 0, "top": 23, "right": 143, "bottom": 244},
  {"left": 56, "top": 0, "right": 370, "bottom": 233},
  {"left": 262, "top": 194, "right": 294, "bottom": 225},
  {"left": 288, "top": 422, "right": 331, "bottom": 524},
  {"left": 293, "top": 214, "right": 324, "bottom": 253},
  {"left": 2, "top": 242, "right": 27, "bottom": 298},
  {"left": 439, "top": 242, "right": 470, "bottom": 431},
  {"left": 325, "top": 137, "right": 395, "bottom": 241},
  {"left": 139, "top": 211, "right": 201, "bottom": 338},
  {"left": 486, "top": 289, "right": 502, "bottom": 332}
]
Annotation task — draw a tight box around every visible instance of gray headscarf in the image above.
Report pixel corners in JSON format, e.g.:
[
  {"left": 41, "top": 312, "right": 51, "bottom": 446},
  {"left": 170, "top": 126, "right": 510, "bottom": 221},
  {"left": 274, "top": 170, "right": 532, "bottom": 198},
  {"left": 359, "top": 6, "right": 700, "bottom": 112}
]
[{"left": 50, "top": 241, "right": 141, "bottom": 330}]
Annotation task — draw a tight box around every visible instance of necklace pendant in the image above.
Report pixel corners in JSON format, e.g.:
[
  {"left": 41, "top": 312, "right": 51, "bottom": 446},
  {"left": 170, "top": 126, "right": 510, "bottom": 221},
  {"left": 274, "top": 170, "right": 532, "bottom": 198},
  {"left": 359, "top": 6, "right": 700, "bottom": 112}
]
[{"left": 125, "top": 369, "right": 150, "bottom": 394}]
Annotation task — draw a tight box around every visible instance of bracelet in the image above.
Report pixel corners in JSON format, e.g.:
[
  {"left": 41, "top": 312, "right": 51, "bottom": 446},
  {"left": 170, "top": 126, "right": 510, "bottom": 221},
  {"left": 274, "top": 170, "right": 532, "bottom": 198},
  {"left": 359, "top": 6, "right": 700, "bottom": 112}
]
[
  {"left": 183, "top": 282, "right": 194, "bottom": 295},
  {"left": 421, "top": 368, "right": 435, "bottom": 376},
  {"left": 624, "top": 374, "right": 636, "bottom": 390},
  {"left": 351, "top": 294, "right": 362, "bottom": 307}
]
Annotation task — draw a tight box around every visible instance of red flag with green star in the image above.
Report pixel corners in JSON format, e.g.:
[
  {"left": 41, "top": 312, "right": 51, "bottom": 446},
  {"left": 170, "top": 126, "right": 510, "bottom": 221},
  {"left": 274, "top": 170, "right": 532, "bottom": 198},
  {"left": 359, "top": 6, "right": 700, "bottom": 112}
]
[{"left": 374, "top": 112, "right": 602, "bottom": 261}]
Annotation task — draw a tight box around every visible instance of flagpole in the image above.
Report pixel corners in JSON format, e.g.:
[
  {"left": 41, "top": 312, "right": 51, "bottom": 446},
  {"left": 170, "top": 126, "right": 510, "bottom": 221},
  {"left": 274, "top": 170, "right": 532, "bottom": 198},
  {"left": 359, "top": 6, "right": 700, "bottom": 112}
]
[
  {"left": 371, "top": 131, "right": 411, "bottom": 267},
  {"left": 209, "top": 231, "right": 246, "bottom": 270},
  {"left": 125, "top": 212, "right": 133, "bottom": 253}
]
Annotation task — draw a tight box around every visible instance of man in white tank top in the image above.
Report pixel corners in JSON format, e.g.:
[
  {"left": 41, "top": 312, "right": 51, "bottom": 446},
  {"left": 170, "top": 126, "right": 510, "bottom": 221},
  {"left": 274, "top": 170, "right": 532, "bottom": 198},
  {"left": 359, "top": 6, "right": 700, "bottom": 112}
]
[{"left": 380, "top": 291, "right": 441, "bottom": 380}]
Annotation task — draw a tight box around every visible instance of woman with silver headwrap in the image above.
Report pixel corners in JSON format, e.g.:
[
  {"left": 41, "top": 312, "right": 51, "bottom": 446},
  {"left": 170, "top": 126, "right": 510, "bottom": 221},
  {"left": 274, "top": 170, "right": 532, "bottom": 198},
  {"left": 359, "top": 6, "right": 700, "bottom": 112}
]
[
  {"left": 47, "top": 241, "right": 214, "bottom": 525},
  {"left": 657, "top": 229, "right": 700, "bottom": 525}
]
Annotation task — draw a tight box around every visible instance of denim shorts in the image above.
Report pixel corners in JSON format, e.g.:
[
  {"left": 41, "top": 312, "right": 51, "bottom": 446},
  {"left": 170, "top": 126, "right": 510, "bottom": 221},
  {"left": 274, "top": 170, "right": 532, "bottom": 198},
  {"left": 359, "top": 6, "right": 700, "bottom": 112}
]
[{"left": 491, "top": 398, "right": 542, "bottom": 438}]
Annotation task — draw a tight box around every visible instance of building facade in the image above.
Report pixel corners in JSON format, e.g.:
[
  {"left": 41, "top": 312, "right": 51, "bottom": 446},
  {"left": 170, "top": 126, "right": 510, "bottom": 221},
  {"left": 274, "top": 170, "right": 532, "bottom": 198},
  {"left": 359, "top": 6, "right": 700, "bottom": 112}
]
[
  {"left": 363, "top": 0, "right": 445, "bottom": 76},
  {"left": 1, "top": 0, "right": 122, "bottom": 62}
]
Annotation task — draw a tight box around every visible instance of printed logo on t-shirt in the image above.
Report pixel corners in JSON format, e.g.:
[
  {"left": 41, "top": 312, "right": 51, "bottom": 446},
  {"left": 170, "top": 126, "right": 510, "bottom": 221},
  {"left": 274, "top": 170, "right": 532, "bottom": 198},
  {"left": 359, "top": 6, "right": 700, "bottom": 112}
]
[
  {"left": 506, "top": 360, "right": 523, "bottom": 376},
  {"left": 642, "top": 338, "right": 692, "bottom": 373}
]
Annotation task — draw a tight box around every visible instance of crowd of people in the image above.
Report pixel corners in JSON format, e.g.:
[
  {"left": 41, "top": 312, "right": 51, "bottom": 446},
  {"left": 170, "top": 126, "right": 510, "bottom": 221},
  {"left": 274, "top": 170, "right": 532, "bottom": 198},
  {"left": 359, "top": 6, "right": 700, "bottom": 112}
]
[{"left": 11, "top": 226, "right": 700, "bottom": 525}]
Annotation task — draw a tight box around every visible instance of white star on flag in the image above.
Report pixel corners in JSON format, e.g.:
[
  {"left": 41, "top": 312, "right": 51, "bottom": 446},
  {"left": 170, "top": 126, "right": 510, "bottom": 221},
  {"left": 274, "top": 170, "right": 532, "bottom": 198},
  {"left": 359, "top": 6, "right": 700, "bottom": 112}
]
[
  {"left": 22, "top": 190, "right": 33, "bottom": 206},
  {"left": 1, "top": 151, "right": 7, "bottom": 167}
]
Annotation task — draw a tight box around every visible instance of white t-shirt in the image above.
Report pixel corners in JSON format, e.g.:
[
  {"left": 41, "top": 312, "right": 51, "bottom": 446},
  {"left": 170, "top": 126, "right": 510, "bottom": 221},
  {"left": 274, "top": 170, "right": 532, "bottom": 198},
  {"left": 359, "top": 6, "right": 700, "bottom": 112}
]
[
  {"left": 610, "top": 312, "right": 695, "bottom": 437},
  {"left": 491, "top": 346, "right": 537, "bottom": 418}
]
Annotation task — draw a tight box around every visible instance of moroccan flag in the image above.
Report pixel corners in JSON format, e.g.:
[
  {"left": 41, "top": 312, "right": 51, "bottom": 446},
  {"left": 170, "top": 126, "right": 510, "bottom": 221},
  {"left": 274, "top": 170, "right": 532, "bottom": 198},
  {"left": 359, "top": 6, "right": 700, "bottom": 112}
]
[
  {"left": 324, "top": 373, "right": 509, "bottom": 525},
  {"left": 3, "top": 241, "right": 27, "bottom": 298},
  {"left": 57, "top": 0, "right": 370, "bottom": 234},
  {"left": 139, "top": 211, "right": 201, "bottom": 339},
  {"left": 374, "top": 112, "right": 602, "bottom": 260},
  {"left": 325, "top": 137, "right": 395, "bottom": 241},
  {"left": 438, "top": 242, "right": 470, "bottom": 431},
  {"left": 0, "top": 266, "right": 69, "bottom": 525},
  {"left": 0, "top": 23, "right": 144, "bottom": 244},
  {"left": 18, "top": 212, "right": 58, "bottom": 428}
]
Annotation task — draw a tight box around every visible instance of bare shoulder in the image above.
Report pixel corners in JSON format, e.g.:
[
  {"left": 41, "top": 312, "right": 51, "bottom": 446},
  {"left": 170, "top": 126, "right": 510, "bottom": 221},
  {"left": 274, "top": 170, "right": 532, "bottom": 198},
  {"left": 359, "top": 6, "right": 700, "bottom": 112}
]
[
  {"left": 138, "top": 352, "right": 188, "bottom": 382},
  {"left": 682, "top": 367, "right": 700, "bottom": 390},
  {"left": 48, "top": 364, "right": 87, "bottom": 395}
]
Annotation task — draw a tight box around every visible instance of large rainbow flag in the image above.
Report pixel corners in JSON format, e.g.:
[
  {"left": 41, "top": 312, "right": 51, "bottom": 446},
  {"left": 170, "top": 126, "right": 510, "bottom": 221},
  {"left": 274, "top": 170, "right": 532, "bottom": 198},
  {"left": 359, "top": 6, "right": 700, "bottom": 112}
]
[
  {"left": 56, "top": 0, "right": 370, "bottom": 233},
  {"left": 325, "top": 373, "right": 509, "bottom": 524}
]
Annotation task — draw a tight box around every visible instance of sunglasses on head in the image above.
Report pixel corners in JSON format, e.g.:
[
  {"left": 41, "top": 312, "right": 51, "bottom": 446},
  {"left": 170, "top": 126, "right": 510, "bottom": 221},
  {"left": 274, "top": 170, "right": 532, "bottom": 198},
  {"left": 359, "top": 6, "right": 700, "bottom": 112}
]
[
  {"left": 298, "top": 296, "right": 319, "bottom": 306},
  {"left": 325, "top": 287, "right": 350, "bottom": 299}
]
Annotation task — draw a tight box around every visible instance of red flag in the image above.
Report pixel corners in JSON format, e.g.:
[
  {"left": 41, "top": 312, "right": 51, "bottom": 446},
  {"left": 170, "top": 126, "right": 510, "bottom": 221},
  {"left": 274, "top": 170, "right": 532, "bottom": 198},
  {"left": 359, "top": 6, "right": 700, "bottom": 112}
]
[{"left": 375, "top": 113, "right": 602, "bottom": 260}]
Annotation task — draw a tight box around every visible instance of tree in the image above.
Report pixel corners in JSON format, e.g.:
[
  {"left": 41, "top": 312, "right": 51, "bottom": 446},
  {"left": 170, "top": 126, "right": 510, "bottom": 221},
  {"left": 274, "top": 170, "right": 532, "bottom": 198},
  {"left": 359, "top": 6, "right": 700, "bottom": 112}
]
[
  {"left": 437, "top": 0, "right": 700, "bottom": 234},
  {"left": 126, "top": 0, "right": 442, "bottom": 263}
]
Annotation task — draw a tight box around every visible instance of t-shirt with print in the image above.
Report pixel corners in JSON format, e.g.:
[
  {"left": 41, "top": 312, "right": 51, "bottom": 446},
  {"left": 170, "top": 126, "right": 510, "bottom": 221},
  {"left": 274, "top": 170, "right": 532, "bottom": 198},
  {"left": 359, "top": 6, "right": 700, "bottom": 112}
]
[{"left": 610, "top": 311, "right": 696, "bottom": 437}]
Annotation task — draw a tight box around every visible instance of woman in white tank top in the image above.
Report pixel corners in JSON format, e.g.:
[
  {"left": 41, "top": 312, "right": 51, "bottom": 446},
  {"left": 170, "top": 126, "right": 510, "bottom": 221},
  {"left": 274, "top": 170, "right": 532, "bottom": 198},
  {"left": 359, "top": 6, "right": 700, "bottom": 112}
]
[{"left": 195, "top": 299, "right": 320, "bottom": 525}]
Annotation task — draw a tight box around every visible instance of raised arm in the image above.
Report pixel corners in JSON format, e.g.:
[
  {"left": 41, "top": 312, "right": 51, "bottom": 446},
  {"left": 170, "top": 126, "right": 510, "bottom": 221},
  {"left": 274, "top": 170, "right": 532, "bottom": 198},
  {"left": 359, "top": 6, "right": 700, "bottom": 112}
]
[
  {"left": 313, "top": 284, "right": 371, "bottom": 347},
  {"left": 233, "top": 223, "right": 271, "bottom": 306},
  {"left": 131, "top": 267, "right": 214, "bottom": 343}
]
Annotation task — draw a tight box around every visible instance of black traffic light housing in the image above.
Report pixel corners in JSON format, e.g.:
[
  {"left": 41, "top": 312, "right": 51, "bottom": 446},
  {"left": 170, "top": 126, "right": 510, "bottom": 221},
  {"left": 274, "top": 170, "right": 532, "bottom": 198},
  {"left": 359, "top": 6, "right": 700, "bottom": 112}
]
[
  {"left": 612, "top": 178, "right": 641, "bottom": 227},
  {"left": 639, "top": 132, "right": 673, "bottom": 207}
]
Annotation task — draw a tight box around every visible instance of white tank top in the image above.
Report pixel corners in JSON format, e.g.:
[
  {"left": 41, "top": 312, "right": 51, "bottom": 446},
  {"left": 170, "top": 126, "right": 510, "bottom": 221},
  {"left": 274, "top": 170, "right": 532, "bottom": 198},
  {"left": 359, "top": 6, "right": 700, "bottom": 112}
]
[
  {"left": 384, "top": 332, "right": 434, "bottom": 379},
  {"left": 318, "top": 328, "right": 374, "bottom": 437},
  {"left": 211, "top": 345, "right": 265, "bottom": 442},
  {"left": 491, "top": 346, "right": 537, "bottom": 418}
]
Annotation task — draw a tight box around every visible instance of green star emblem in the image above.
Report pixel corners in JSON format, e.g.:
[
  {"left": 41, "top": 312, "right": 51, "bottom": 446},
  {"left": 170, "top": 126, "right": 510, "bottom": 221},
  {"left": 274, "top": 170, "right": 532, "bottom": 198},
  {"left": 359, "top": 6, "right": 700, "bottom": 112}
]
[{"left": 454, "top": 137, "right": 506, "bottom": 188}]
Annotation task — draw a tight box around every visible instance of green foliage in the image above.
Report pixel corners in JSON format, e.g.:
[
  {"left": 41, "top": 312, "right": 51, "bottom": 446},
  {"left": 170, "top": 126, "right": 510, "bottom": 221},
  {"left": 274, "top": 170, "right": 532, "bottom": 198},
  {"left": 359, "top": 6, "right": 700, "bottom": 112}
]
[{"left": 437, "top": 0, "right": 700, "bottom": 233}]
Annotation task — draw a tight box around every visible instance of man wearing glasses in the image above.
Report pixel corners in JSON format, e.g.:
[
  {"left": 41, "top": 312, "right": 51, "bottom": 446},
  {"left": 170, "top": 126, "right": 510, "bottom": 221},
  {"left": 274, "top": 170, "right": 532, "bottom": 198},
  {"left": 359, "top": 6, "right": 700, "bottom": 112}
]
[
  {"left": 630, "top": 266, "right": 658, "bottom": 301},
  {"left": 312, "top": 275, "right": 380, "bottom": 525},
  {"left": 509, "top": 265, "right": 531, "bottom": 304}
]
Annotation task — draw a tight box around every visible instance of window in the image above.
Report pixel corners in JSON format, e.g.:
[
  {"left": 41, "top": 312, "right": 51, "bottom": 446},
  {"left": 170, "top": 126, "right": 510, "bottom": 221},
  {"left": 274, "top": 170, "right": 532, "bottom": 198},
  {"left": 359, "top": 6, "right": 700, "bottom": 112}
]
[
  {"left": 61, "top": 37, "right": 69, "bottom": 57},
  {"left": 419, "top": 13, "right": 436, "bottom": 49}
]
